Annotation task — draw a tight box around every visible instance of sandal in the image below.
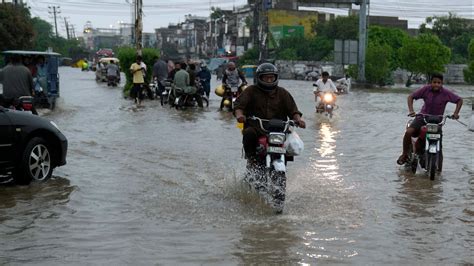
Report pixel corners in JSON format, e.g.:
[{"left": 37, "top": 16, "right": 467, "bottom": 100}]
[{"left": 397, "top": 154, "right": 408, "bottom": 165}]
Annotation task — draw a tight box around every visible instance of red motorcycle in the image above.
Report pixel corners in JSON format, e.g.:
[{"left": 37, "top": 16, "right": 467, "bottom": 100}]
[{"left": 244, "top": 116, "right": 300, "bottom": 213}]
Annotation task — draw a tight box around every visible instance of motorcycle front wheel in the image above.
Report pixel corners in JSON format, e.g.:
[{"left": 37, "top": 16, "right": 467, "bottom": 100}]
[
  {"left": 427, "top": 153, "right": 437, "bottom": 180},
  {"left": 270, "top": 170, "right": 286, "bottom": 213}
]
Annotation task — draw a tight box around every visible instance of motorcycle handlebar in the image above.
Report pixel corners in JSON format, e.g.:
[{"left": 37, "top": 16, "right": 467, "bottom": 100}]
[
  {"left": 409, "top": 114, "right": 452, "bottom": 125},
  {"left": 247, "top": 116, "right": 296, "bottom": 133}
]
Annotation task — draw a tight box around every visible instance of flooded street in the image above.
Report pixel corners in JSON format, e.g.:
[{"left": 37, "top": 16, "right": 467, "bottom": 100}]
[{"left": 1, "top": 67, "right": 473, "bottom": 264}]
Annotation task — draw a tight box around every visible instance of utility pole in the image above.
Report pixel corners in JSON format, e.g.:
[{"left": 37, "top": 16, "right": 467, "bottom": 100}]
[
  {"left": 259, "top": 0, "right": 270, "bottom": 62},
  {"left": 134, "top": 0, "right": 143, "bottom": 55},
  {"left": 357, "top": 0, "right": 368, "bottom": 82},
  {"left": 64, "top": 17, "right": 70, "bottom": 40},
  {"left": 48, "top": 6, "right": 60, "bottom": 38},
  {"left": 252, "top": 0, "right": 260, "bottom": 52}
]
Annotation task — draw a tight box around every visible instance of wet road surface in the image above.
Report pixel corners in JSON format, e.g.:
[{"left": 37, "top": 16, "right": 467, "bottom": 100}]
[{"left": 1, "top": 67, "right": 473, "bottom": 264}]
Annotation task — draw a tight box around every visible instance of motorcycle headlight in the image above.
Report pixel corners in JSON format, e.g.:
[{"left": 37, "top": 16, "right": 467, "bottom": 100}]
[
  {"left": 426, "top": 123, "right": 439, "bottom": 133},
  {"left": 324, "top": 93, "right": 333, "bottom": 102},
  {"left": 269, "top": 133, "right": 286, "bottom": 145}
]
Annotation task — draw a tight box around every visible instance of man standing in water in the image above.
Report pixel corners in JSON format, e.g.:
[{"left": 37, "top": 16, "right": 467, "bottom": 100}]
[{"left": 397, "top": 73, "right": 463, "bottom": 165}]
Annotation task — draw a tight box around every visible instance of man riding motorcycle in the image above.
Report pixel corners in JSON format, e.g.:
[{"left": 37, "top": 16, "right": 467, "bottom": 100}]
[
  {"left": 234, "top": 63, "right": 306, "bottom": 162},
  {"left": 397, "top": 73, "right": 463, "bottom": 165},
  {"left": 170, "top": 62, "right": 203, "bottom": 108},
  {"left": 220, "top": 62, "right": 247, "bottom": 111},
  {"left": 313, "top": 71, "right": 337, "bottom": 111}
]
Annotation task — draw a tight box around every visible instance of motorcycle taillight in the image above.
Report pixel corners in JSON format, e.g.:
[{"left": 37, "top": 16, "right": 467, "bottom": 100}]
[{"left": 22, "top": 103, "right": 33, "bottom": 110}]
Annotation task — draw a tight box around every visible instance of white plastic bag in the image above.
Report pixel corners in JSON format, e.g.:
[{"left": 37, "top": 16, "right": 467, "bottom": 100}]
[{"left": 285, "top": 130, "right": 304, "bottom": 156}]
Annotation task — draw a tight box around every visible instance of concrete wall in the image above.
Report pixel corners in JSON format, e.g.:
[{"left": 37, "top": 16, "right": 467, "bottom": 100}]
[
  {"left": 393, "top": 64, "right": 468, "bottom": 85},
  {"left": 275, "top": 60, "right": 344, "bottom": 79},
  {"left": 445, "top": 64, "right": 468, "bottom": 84}
]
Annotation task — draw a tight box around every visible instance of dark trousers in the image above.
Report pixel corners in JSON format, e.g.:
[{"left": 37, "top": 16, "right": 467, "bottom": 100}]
[
  {"left": 130, "top": 83, "right": 144, "bottom": 100},
  {"left": 242, "top": 127, "right": 262, "bottom": 158}
]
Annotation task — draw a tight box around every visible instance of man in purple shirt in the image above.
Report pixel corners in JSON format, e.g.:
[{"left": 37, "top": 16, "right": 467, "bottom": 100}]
[{"left": 397, "top": 73, "right": 463, "bottom": 165}]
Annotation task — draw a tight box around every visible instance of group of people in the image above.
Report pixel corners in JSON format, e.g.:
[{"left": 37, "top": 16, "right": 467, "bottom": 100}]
[{"left": 129, "top": 55, "right": 213, "bottom": 106}]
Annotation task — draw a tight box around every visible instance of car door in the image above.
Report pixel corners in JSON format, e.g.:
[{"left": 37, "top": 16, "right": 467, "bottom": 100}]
[{"left": 0, "top": 110, "right": 14, "bottom": 167}]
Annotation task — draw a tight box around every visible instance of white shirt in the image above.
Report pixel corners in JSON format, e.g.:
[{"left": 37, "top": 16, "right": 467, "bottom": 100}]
[{"left": 313, "top": 78, "right": 337, "bottom": 93}]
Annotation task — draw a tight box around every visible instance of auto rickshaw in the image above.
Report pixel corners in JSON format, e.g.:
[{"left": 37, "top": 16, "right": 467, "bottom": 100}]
[
  {"left": 95, "top": 57, "right": 120, "bottom": 83},
  {"left": 1, "top": 50, "right": 61, "bottom": 110}
]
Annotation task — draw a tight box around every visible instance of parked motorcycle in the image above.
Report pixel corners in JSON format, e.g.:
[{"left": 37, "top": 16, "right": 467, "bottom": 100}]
[
  {"left": 405, "top": 114, "right": 452, "bottom": 180},
  {"left": 244, "top": 116, "right": 299, "bottom": 213}
]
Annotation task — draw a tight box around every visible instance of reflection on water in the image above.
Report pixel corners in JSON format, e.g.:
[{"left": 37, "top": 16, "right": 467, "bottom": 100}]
[
  {"left": 311, "top": 122, "right": 342, "bottom": 182},
  {"left": 233, "top": 220, "right": 301, "bottom": 264},
  {"left": 0, "top": 177, "right": 75, "bottom": 231}
]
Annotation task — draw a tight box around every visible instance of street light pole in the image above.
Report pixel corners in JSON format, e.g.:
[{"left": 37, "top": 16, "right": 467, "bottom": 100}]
[{"left": 357, "top": 0, "right": 368, "bottom": 82}]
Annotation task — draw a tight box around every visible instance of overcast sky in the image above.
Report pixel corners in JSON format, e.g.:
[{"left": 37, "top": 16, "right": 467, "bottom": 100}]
[{"left": 24, "top": 0, "right": 474, "bottom": 38}]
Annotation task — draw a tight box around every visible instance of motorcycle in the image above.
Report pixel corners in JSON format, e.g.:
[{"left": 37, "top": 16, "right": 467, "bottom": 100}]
[
  {"left": 172, "top": 83, "right": 209, "bottom": 110},
  {"left": 314, "top": 89, "right": 336, "bottom": 118},
  {"left": 7, "top": 96, "right": 37, "bottom": 115},
  {"left": 405, "top": 114, "right": 451, "bottom": 180},
  {"left": 244, "top": 116, "right": 299, "bottom": 213},
  {"left": 107, "top": 75, "right": 119, "bottom": 87},
  {"left": 222, "top": 83, "right": 246, "bottom": 111}
]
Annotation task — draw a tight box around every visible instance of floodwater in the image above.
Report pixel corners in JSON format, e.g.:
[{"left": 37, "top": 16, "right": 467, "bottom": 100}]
[{"left": 1, "top": 67, "right": 473, "bottom": 264}]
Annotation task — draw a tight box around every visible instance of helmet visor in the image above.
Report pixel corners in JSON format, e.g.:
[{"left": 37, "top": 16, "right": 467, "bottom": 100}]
[{"left": 260, "top": 74, "right": 277, "bottom": 83}]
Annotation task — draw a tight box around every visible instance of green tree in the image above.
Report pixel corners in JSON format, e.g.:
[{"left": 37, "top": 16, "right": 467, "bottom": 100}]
[
  {"left": 400, "top": 34, "right": 451, "bottom": 86},
  {"left": 31, "top": 17, "right": 54, "bottom": 51},
  {"left": 368, "top": 26, "right": 409, "bottom": 70},
  {"left": 463, "top": 39, "right": 474, "bottom": 84},
  {"left": 314, "top": 15, "right": 359, "bottom": 40},
  {"left": 238, "top": 47, "right": 259, "bottom": 66},
  {"left": 420, "top": 13, "right": 474, "bottom": 63},
  {"left": 0, "top": 3, "right": 34, "bottom": 51},
  {"left": 276, "top": 35, "right": 332, "bottom": 61},
  {"left": 365, "top": 42, "right": 393, "bottom": 86}
]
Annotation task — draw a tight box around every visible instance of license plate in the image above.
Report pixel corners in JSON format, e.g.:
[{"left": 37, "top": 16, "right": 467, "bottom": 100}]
[
  {"left": 427, "top": 134, "right": 441, "bottom": 139},
  {"left": 267, "top": 146, "right": 286, "bottom": 154}
]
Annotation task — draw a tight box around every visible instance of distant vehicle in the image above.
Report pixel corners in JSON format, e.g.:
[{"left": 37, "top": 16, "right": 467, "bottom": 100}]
[
  {"left": 95, "top": 57, "right": 120, "bottom": 83},
  {"left": 1, "top": 50, "right": 61, "bottom": 110},
  {"left": 0, "top": 106, "right": 67, "bottom": 184}
]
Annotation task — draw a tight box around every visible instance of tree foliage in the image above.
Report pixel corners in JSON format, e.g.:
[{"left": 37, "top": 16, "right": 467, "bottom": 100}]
[
  {"left": 400, "top": 33, "right": 451, "bottom": 81},
  {"left": 276, "top": 35, "right": 332, "bottom": 61},
  {"left": 420, "top": 13, "right": 474, "bottom": 63},
  {"left": 365, "top": 42, "right": 393, "bottom": 86},
  {"left": 463, "top": 39, "right": 474, "bottom": 84},
  {"left": 0, "top": 3, "right": 34, "bottom": 51},
  {"left": 238, "top": 47, "right": 259, "bottom": 66},
  {"left": 368, "top": 26, "right": 409, "bottom": 70},
  {"left": 314, "top": 15, "right": 359, "bottom": 40}
]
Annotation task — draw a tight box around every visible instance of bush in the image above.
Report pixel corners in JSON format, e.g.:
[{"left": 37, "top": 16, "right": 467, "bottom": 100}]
[
  {"left": 464, "top": 39, "right": 474, "bottom": 84},
  {"left": 118, "top": 47, "right": 160, "bottom": 97},
  {"left": 366, "top": 42, "right": 393, "bottom": 86}
]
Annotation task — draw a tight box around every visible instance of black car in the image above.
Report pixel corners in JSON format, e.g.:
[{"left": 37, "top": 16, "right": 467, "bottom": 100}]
[{"left": 0, "top": 106, "right": 67, "bottom": 184}]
